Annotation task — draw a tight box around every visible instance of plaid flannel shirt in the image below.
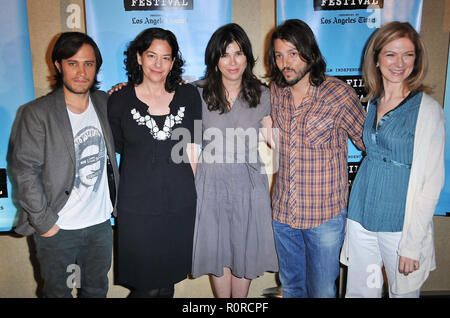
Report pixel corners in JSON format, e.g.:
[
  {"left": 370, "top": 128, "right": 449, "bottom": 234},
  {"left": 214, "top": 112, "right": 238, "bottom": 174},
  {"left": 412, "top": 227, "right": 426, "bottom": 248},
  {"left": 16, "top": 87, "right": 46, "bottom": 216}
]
[{"left": 271, "top": 77, "right": 365, "bottom": 229}]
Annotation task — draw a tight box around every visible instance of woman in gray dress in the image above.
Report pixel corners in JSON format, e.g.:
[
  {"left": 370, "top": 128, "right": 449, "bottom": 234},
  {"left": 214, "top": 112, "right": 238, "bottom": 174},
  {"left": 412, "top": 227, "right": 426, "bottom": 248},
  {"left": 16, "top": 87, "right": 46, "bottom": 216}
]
[{"left": 191, "top": 23, "right": 279, "bottom": 298}]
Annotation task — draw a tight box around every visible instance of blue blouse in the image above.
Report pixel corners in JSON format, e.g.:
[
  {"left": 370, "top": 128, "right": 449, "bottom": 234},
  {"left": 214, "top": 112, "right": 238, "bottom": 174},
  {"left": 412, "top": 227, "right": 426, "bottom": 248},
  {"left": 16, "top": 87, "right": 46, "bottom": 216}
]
[{"left": 348, "top": 91, "right": 422, "bottom": 232}]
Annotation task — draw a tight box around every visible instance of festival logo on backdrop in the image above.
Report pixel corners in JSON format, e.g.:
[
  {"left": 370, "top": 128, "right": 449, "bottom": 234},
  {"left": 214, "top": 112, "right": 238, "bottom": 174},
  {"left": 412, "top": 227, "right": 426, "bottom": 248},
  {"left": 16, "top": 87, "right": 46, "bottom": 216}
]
[
  {"left": 314, "top": 0, "right": 384, "bottom": 11},
  {"left": 124, "top": 0, "right": 194, "bottom": 11}
]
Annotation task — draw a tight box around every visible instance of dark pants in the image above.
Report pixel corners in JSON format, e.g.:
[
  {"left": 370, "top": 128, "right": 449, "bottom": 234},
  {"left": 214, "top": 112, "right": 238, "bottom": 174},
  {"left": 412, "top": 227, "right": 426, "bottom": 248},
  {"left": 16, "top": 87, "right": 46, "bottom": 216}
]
[{"left": 33, "top": 220, "right": 113, "bottom": 298}]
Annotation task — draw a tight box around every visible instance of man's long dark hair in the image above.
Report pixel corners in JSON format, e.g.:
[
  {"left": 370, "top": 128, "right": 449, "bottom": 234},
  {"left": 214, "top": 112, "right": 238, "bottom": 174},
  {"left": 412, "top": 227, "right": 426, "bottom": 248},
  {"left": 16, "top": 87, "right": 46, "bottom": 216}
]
[
  {"left": 267, "top": 19, "right": 326, "bottom": 88},
  {"left": 201, "top": 23, "right": 262, "bottom": 114},
  {"left": 51, "top": 32, "right": 103, "bottom": 91},
  {"left": 124, "top": 28, "right": 184, "bottom": 92}
]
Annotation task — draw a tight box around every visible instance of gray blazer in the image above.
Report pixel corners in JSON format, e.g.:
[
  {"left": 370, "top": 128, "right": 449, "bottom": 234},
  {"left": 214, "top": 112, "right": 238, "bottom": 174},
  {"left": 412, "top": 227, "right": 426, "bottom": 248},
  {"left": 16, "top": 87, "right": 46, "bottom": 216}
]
[{"left": 11, "top": 88, "right": 119, "bottom": 236}]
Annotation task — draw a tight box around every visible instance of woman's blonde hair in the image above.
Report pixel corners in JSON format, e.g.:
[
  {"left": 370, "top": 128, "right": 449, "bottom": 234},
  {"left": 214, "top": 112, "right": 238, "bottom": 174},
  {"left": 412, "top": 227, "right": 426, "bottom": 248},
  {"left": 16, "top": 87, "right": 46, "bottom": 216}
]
[{"left": 362, "top": 21, "right": 429, "bottom": 101}]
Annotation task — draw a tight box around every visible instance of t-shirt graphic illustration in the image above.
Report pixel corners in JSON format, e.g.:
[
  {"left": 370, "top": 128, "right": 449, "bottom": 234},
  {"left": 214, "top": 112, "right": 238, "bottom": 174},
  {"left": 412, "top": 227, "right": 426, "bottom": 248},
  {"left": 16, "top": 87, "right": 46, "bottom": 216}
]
[{"left": 74, "top": 126, "right": 106, "bottom": 192}]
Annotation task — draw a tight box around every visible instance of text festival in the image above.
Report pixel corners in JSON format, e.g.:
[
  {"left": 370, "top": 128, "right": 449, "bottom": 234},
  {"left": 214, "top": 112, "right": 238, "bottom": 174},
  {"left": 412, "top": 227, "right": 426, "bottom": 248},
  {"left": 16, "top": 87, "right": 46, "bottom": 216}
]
[
  {"left": 319, "top": 0, "right": 381, "bottom": 6},
  {"left": 127, "top": 0, "right": 192, "bottom": 9},
  {"left": 315, "top": 0, "right": 383, "bottom": 10}
]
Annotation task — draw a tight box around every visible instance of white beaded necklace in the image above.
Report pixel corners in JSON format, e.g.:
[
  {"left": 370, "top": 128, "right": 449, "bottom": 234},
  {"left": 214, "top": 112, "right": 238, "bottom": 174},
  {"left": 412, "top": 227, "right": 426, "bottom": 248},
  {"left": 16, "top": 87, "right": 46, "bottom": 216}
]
[{"left": 131, "top": 106, "right": 185, "bottom": 140}]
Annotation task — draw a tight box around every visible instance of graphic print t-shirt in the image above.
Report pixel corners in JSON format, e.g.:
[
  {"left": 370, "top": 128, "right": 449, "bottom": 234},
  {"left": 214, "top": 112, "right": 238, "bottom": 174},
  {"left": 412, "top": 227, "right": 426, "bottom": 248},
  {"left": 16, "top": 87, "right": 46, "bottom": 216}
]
[{"left": 56, "top": 98, "right": 112, "bottom": 230}]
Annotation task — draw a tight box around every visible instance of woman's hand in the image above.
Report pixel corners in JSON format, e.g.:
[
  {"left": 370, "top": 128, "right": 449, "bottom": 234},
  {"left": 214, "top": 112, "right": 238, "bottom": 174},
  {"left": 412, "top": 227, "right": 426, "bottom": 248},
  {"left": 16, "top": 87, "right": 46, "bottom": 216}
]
[
  {"left": 259, "top": 115, "right": 276, "bottom": 149},
  {"left": 186, "top": 143, "right": 199, "bottom": 177},
  {"left": 398, "top": 256, "right": 419, "bottom": 276},
  {"left": 108, "top": 82, "right": 128, "bottom": 95}
]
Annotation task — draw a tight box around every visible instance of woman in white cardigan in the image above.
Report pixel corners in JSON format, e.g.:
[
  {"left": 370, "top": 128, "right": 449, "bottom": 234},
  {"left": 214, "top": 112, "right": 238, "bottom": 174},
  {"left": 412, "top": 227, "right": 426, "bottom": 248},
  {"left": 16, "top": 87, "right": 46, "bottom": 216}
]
[{"left": 340, "top": 21, "right": 445, "bottom": 297}]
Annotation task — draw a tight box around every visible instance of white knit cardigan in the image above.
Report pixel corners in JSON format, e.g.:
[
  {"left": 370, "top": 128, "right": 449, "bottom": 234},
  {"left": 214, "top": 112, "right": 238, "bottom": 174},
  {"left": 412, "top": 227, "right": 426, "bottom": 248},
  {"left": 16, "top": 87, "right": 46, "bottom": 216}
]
[{"left": 340, "top": 93, "right": 446, "bottom": 295}]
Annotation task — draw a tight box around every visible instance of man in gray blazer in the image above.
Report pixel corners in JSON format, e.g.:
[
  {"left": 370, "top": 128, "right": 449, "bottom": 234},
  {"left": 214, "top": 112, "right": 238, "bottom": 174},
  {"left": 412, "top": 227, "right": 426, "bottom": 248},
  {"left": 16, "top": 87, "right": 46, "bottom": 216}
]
[{"left": 11, "top": 32, "right": 119, "bottom": 298}]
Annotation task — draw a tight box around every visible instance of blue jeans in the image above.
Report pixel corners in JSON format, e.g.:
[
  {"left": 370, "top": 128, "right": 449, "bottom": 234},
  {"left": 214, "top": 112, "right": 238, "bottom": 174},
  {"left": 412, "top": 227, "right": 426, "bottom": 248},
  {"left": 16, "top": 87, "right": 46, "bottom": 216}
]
[
  {"left": 33, "top": 220, "right": 113, "bottom": 298},
  {"left": 273, "top": 209, "right": 346, "bottom": 298}
]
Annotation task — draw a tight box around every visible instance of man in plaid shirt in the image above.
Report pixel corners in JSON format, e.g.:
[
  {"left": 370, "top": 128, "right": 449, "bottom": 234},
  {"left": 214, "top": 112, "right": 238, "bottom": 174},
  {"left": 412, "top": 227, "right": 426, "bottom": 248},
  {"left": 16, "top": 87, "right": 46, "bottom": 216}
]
[{"left": 267, "top": 19, "right": 365, "bottom": 297}]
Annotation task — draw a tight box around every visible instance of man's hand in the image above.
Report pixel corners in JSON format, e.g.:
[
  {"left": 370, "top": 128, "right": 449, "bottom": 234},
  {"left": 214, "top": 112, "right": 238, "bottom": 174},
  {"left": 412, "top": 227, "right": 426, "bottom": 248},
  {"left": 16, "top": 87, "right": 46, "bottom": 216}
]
[
  {"left": 40, "top": 224, "right": 60, "bottom": 237},
  {"left": 398, "top": 256, "right": 419, "bottom": 276}
]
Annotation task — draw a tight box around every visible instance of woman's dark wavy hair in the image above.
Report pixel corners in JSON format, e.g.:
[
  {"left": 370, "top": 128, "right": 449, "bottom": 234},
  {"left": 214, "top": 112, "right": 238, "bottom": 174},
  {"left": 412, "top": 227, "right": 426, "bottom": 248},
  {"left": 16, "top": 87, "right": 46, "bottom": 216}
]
[
  {"left": 201, "top": 23, "right": 262, "bottom": 114},
  {"left": 124, "top": 27, "right": 184, "bottom": 92},
  {"left": 52, "top": 32, "right": 102, "bottom": 91},
  {"left": 267, "top": 19, "right": 326, "bottom": 88}
]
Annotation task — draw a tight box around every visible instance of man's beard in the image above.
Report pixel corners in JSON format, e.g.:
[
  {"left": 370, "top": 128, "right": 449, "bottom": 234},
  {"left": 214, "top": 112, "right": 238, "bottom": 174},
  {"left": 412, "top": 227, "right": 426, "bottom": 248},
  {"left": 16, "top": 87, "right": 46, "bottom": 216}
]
[
  {"left": 63, "top": 82, "right": 92, "bottom": 95},
  {"left": 60, "top": 69, "right": 95, "bottom": 94},
  {"left": 63, "top": 79, "right": 93, "bottom": 94},
  {"left": 283, "top": 64, "right": 311, "bottom": 86}
]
